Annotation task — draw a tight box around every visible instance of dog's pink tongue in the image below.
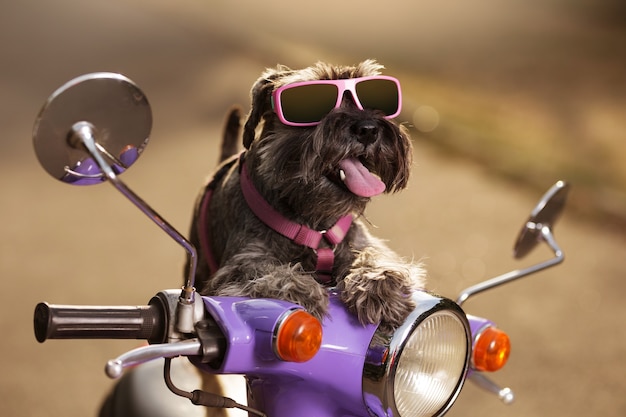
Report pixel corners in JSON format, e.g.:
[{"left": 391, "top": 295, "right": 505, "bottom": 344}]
[{"left": 338, "top": 158, "right": 386, "bottom": 197}]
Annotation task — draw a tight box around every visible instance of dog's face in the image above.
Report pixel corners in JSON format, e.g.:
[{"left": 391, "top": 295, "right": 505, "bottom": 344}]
[{"left": 242, "top": 60, "right": 412, "bottom": 227}]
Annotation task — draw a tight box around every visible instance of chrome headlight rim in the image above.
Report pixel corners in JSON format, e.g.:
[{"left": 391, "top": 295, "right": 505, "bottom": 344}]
[{"left": 362, "top": 292, "right": 471, "bottom": 417}]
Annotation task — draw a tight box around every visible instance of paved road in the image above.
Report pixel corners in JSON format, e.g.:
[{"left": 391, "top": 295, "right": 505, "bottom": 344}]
[{"left": 1, "top": 1, "right": 625, "bottom": 416}]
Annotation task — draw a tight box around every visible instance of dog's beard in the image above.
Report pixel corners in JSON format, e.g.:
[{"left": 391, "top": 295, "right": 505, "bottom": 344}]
[{"left": 247, "top": 108, "right": 412, "bottom": 228}]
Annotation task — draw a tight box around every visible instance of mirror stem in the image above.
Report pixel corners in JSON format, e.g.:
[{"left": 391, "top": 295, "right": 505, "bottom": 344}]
[
  {"left": 69, "top": 122, "right": 198, "bottom": 333},
  {"left": 456, "top": 225, "right": 564, "bottom": 306}
]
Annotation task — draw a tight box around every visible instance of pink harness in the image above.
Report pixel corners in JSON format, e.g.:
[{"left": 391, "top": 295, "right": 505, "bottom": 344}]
[{"left": 197, "top": 154, "right": 353, "bottom": 284}]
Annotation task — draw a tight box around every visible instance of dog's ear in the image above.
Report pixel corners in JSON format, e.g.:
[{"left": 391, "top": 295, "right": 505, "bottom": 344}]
[
  {"left": 243, "top": 66, "right": 293, "bottom": 149},
  {"left": 242, "top": 77, "right": 272, "bottom": 149}
]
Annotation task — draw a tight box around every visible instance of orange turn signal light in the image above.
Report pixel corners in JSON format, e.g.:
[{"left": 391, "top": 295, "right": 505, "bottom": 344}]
[
  {"left": 473, "top": 326, "right": 511, "bottom": 372},
  {"left": 275, "top": 310, "right": 322, "bottom": 362}
]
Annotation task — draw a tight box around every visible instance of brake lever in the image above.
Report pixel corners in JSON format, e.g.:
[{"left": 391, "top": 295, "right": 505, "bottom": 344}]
[{"left": 105, "top": 338, "right": 202, "bottom": 378}]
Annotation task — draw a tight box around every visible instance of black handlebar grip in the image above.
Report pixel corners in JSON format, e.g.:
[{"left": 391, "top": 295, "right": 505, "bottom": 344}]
[{"left": 34, "top": 301, "right": 166, "bottom": 343}]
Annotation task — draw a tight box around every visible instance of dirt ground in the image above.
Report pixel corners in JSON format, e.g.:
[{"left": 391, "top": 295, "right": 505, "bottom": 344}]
[{"left": 1, "top": 1, "right": 625, "bottom": 416}]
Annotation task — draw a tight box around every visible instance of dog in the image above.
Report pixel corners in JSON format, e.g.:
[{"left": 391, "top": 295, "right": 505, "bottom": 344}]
[{"left": 188, "top": 60, "right": 425, "bottom": 333}]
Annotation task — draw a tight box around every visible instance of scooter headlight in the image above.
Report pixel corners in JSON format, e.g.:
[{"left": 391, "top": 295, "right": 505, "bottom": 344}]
[{"left": 363, "top": 292, "right": 470, "bottom": 417}]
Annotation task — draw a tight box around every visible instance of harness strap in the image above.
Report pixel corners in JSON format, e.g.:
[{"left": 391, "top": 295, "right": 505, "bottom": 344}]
[
  {"left": 197, "top": 155, "right": 241, "bottom": 276},
  {"left": 240, "top": 161, "right": 353, "bottom": 283},
  {"left": 197, "top": 154, "right": 353, "bottom": 284},
  {"left": 198, "top": 186, "right": 218, "bottom": 274}
]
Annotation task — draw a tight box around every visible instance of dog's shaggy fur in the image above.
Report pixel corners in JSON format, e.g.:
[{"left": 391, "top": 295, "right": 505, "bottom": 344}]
[{"left": 188, "top": 60, "right": 425, "bottom": 332}]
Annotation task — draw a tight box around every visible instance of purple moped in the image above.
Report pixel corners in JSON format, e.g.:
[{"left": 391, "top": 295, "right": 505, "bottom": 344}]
[{"left": 32, "top": 73, "right": 569, "bottom": 417}]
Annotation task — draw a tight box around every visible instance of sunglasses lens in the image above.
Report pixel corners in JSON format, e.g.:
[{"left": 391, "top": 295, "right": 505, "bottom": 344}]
[
  {"left": 355, "top": 79, "right": 400, "bottom": 116},
  {"left": 279, "top": 84, "right": 338, "bottom": 124}
]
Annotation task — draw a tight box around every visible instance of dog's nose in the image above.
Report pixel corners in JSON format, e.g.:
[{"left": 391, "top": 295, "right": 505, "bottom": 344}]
[{"left": 352, "top": 121, "right": 378, "bottom": 146}]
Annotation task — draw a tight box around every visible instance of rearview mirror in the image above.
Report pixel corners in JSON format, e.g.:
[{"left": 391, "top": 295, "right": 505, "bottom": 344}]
[
  {"left": 513, "top": 180, "right": 570, "bottom": 259},
  {"left": 33, "top": 72, "right": 152, "bottom": 185}
]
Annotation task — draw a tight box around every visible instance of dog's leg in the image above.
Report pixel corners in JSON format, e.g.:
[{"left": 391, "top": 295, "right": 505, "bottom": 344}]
[
  {"left": 206, "top": 247, "right": 330, "bottom": 320},
  {"left": 339, "top": 238, "right": 425, "bottom": 334}
]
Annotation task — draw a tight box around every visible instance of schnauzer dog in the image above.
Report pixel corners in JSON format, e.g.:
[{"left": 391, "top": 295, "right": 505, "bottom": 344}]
[{"left": 188, "top": 59, "right": 425, "bottom": 332}]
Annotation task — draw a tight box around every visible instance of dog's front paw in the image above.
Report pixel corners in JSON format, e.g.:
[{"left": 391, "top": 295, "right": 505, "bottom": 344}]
[
  {"left": 339, "top": 270, "right": 416, "bottom": 334},
  {"left": 211, "top": 262, "right": 330, "bottom": 321}
]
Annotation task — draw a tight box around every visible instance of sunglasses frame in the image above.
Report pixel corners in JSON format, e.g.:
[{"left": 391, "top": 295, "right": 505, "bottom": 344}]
[{"left": 271, "top": 75, "right": 402, "bottom": 127}]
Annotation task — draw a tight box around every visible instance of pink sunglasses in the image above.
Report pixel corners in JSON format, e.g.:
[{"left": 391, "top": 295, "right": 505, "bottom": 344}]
[{"left": 271, "top": 75, "right": 402, "bottom": 127}]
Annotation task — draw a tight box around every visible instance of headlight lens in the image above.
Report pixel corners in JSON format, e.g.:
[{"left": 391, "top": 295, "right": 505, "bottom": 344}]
[
  {"left": 363, "top": 293, "right": 470, "bottom": 417},
  {"left": 394, "top": 311, "right": 469, "bottom": 416}
]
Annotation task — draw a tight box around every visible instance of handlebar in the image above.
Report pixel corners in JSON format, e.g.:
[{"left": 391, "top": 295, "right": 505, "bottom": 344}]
[
  {"left": 34, "top": 291, "right": 228, "bottom": 378},
  {"left": 34, "top": 301, "right": 166, "bottom": 343}
]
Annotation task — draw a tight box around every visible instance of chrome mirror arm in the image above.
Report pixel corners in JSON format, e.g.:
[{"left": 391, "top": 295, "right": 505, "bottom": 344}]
[
  {"left": 456, "top": 224, "right": 563, "bottom": 307},
  {"left": 459, "top": 181, "right": 569, "bottom": 405},
  {"left": 69, "top": 122, "right": 198, "bottom": 333}
]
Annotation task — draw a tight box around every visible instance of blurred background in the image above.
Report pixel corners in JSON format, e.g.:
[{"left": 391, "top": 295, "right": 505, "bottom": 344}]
[{"left": 1, "top": 0, "right": 625, "bottom": 416}]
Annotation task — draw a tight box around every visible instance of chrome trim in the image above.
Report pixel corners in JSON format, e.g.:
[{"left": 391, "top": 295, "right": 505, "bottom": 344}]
[
  {"left": 362, "top": 291, "right": 471, "bottom": 417},
  {"left": 468, "top": 372, "right": 515, "bottom": 405},
  {"left": 271, "top": 308, "right": 300, "bottom": 360}
]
